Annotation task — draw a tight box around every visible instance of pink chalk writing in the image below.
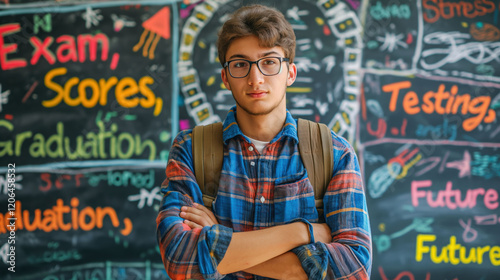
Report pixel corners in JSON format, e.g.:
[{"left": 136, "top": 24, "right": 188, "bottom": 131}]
[{"left": 411, "top": 180, "right": 499, "bottom": 210}]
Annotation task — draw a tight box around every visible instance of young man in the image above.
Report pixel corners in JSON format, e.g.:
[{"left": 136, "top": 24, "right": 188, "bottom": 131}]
[{"left": 157, "top": 4, "right": 371, "bottom": 279}]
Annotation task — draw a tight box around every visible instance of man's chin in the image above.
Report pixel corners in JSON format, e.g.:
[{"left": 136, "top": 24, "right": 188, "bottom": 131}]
[{"left": 236, "top": 103, "right": 273, "bottom": 116}]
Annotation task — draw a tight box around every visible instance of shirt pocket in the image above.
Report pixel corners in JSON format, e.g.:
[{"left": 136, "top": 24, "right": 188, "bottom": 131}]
[{"left": 273, "top": 173, "right": 317, "bottom": 223}]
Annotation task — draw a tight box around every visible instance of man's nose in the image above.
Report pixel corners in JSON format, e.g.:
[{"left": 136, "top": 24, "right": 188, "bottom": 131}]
[{"left": 247, "top": 63, "right": 264, "bottom": 84}]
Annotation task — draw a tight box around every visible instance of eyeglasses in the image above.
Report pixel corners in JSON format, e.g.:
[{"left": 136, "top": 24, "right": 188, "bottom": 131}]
[{"left": 223, "top": 57, "right": 290, "bottom": 78}]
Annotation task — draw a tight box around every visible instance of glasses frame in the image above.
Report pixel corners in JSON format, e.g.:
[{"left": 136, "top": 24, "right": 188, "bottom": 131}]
[{"left": 223, "top": 57, "right": 290, "bottom": 78}]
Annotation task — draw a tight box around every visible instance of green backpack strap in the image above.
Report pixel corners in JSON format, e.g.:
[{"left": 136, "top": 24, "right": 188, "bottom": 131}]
[
  {"left": 297, "top": 118, "right": 334, "bottom": 218},
  {"left": 192, "top": 122, "right": 223, "bottom": 209}
]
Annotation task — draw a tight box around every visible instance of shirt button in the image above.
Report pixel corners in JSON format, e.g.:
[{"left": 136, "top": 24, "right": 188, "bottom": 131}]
[
  {"left": 260, "top": 196, "right": 265, "bottom": 203},
  {"left": 250, "top": 162, "right": 255, "bottom": 166},
  {"left": 248, "top": 146, "right": 254, "bottom": 151}
]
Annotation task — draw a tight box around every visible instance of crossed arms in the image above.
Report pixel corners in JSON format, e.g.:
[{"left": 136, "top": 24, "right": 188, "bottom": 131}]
[
  {"left": 181, "top": 202, "right": 330, "bottom": 279},
  {"left": 156, "top": 131, "right": 372, "bottom": 279}
]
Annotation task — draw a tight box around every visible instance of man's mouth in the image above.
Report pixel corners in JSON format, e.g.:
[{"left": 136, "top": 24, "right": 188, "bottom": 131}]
[{"left": 248, "top": 91, "right": 267, "bottom": 98}]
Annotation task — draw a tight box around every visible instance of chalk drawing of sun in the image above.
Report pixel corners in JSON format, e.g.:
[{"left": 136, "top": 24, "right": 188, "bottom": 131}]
[{"left": 133, "top": 7, "right": 171, "bottom": 60}]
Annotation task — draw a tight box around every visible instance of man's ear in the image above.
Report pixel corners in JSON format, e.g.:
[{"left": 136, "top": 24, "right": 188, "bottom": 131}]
[
  {"left": 287, "top": 63, "right": 297, "bottom": 86},
  {"left": 221, "top": 68, "right": 231, "bottom": 90}
]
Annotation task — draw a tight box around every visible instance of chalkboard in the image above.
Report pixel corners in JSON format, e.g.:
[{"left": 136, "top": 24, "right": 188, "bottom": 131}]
[
  {"left": 0, "top": 1, "right": 176, "bottom": 279},
  {"left": 361, "top": 0, "right": 500, "bottom": 279},
  {"left": 0, "top": 0, "right": 499, "bottom": 279}
]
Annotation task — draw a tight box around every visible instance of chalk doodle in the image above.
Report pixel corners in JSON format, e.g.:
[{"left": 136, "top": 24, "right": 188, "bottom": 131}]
[
  {"left": 82, "top": 6, "right": 103, "bottom": 29},
  {"left": 377, "top": 32, "right": 409, "bottom": 53},
  {"left": 0, "top": 84, "right": 10, "bottom": 113},
  {"left": 111, "top": 14, "right": 136, "bottom": 32},
  {"left": 133, "top": 7, "right": 171, "bottom": 60},
  {"left": 420, "top": 32, "right": 500, "bottom": 71},
  {"left": 374, "top": 217, "right": 434, "bottom": 253},
  {"left": 128, "top": 186, "right": 162, "bottom": 209},
  {"left": 368, "top": 145, "right": 422, "bottom": 199}
]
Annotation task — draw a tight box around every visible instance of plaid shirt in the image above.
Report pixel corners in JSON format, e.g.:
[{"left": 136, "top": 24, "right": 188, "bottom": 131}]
[{"left": 157, "top": 107, "right": 372, "bottom": 279}]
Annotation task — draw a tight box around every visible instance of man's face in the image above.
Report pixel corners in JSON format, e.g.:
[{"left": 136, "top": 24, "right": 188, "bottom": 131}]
[{"left": 221, "top": 35, "right": 296, "bottom": 117}]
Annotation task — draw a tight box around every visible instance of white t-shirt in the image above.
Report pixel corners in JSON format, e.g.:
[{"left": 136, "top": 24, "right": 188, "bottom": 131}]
[{"left": 247, "top": 136, "right": 269, "bottom": 154}]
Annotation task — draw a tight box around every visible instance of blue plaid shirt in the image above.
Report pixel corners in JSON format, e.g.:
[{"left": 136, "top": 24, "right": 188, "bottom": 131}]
[{"left": 157, "top": 107, "right": 372, "bottom": 279}]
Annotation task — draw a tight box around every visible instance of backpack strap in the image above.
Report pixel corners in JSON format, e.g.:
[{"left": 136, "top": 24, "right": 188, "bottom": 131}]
[
  {"left": 297, "top": 118, "right": 334, "bottom": 218},
  {"left": 192, "top": 122, "right": 223, "bottom": 209},
  {"left": 192, "top": 119, "right": 334, "bottom": 217}
]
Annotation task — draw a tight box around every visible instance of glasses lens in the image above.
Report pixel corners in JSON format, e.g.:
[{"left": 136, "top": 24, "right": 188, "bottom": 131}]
[
  {"left": 258, "top": 57, "right": 281, "bottom": 75},
  {"left": 228, "top": 60, "right": 250, "bottom": 78}
]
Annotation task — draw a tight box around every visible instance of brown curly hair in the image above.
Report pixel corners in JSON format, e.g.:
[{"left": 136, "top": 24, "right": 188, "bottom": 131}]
[{"left": 216, "top": 4, "right": 296, "bottom": 66}]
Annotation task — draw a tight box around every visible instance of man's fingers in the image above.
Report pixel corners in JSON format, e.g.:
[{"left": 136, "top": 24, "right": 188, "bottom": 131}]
[
  {"left": 182, "top": 205, "right": 204, "bottom": 216},
  {"left": 183, "top": 219, "right": 202, "bottom": 229},
  {"left": 180, "top": 203, "right": 219, "bottom": 228},
  {"left": 180, "top": 209, "right": 213, "bottom": 227},
  {"left": 180, "top": 211, "right": 203, "bottom": 223},
  {"left": 193, "top": 203, "right": 218, "bottom": 224},
  {"left": 181, "top": 211, "right": 208, "bottom": 227}
]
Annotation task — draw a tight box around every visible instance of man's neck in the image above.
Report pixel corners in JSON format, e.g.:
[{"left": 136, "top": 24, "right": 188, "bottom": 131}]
[{"left": 236, "top": 108, "right": 287, "bottom": 142}]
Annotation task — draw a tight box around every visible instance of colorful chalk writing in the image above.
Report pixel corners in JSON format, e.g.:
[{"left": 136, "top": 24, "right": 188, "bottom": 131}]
[
  {"left": 416, "top": 234, "right": 500, "bottom": 265},
  {"left": 1, "top": 121, "right": 157, "bottom": 161},
  {"left": 0, "top": 198, "right": 133, "bottom": 235},
  {"left": 383, "top": 81, "right": 496, "bottom": 132},
  {"left": 422, "top": 0, "right": 497, "bottom": 23},
  {"left": 411, "top": 180, "right": 499, "bottom": 210},
  {"left": 1, "top": 0, "right": 499, "bottom": 279},
  {"left": 0, "top": 2, "right": 174, "bottom": 279},
  {"left": 362, "top": 0, "right": 499, "bottom": 279},
  {"left": 43, "top": 67, "right": 163, "bottom": 116}
]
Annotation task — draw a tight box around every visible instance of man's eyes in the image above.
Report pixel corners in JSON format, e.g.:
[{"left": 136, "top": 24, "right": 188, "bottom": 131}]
[
  {"left": 231, "top": 58, "right": 277, "bottom": 68},
  {"left": 233, "top": 61, "right": 249, "bottom": 68},
  {"left": 262, "top": 59, "right": 276, "bottom": 65}
]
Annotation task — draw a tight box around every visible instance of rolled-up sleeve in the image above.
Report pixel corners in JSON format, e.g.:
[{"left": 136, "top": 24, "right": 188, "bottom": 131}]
[
  {"left": 156, "top": 131, "right": 233, "bottom": 279},
  {"left": 292, "top": 134, "right": 372, "bottom": 279}
]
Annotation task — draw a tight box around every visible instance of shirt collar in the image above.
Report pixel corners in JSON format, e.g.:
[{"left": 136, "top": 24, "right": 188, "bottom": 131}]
[{"left": 222, "top": 106, "right": 299, "bottom": 144}]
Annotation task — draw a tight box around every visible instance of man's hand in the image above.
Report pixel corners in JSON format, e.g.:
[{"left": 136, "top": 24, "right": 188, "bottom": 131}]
[{"left": 180, "top": 203, "right": 219, "bottom": 228}]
